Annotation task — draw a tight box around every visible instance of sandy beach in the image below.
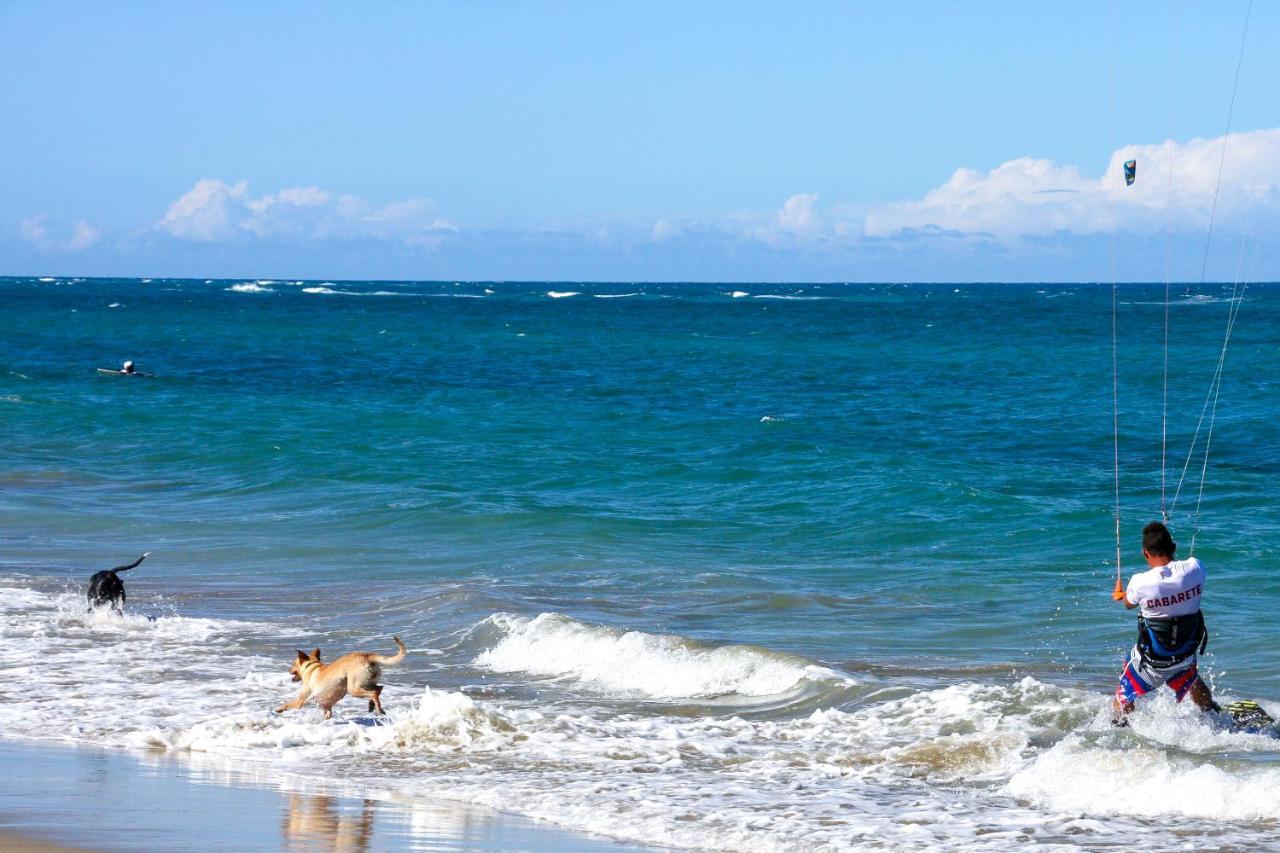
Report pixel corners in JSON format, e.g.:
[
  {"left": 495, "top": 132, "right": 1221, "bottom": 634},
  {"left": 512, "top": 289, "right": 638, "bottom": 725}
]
[{"left": 0, "top": 740, "right": 652, "bottom": 852}]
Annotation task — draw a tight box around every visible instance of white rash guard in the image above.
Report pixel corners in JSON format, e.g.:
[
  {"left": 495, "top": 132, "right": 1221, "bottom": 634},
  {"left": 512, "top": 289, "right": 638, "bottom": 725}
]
[{"left": 1125, "top": 557, "right": 1205, "bottom": 619}]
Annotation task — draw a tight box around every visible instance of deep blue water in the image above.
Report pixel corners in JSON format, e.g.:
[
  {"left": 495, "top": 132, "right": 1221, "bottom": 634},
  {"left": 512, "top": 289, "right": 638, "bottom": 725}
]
[{"left": 3, "top": 277, "right": 1278, "bottom": 686}]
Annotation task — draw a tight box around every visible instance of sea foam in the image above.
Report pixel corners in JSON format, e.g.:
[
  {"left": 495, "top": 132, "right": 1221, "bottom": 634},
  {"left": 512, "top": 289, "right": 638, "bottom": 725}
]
[
  {"left": 1006, "top": 733, "right": 1280, "bottom": 822},
  {"left": 3, "top": 583, "right": 1278, "bottom": 852},
  {"left": 475, "top": 612, "right": 852, "bottom": 701}
]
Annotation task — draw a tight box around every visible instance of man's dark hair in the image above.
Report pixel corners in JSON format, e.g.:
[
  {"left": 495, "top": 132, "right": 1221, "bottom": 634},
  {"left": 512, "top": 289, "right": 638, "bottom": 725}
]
[{"left": 1142, "top": 522, "right": 1176, "bottom": 558}]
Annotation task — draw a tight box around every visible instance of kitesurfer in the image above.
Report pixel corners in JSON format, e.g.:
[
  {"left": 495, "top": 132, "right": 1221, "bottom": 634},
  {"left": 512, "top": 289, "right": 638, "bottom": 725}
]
[{"left": 1113, "top": 521, "right": 1218, "bottom": 722}]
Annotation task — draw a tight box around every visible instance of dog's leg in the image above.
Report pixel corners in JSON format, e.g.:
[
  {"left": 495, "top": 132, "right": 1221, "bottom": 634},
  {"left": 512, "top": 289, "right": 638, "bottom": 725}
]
[
  {"left": 275, "top": 687, "right": 312, "bottom": 714},
  {"left": 348, "top": 685, "right": 384, "bottom": 715}
]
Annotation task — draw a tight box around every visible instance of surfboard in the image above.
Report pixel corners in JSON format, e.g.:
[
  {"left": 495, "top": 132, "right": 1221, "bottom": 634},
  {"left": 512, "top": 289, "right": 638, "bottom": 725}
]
[{"left": 96, "top": 368, "right": 154, "bottom": 377}]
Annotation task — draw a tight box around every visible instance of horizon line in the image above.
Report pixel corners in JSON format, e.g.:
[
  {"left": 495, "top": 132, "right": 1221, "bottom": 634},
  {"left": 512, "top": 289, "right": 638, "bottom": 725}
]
[{"left": 2, "top": 274, "right": 1274, "bottom": 287}]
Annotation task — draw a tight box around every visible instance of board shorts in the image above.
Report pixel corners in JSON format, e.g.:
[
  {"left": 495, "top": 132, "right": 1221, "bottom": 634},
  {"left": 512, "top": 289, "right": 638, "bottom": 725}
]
[{"left": 1115, "top": 645, "right": 1200, "bottom": 705}]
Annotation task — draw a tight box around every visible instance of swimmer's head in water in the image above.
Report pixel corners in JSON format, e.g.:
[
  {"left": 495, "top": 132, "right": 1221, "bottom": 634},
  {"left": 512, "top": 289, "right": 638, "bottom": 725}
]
[{"left": 122, "top": 360, "right": 134, "bottom": 372}]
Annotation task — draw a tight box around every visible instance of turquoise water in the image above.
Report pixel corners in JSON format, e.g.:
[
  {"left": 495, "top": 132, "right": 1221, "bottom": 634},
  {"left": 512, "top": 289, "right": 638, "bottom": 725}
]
[{"left": 3, "top": 277, "right": 1279, "bottom": 849}]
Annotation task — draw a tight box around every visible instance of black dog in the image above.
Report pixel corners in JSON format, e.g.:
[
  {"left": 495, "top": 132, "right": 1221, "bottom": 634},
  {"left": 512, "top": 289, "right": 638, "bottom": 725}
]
[{"left": 87, "top": 552, "right": 149, "bottom": 613}]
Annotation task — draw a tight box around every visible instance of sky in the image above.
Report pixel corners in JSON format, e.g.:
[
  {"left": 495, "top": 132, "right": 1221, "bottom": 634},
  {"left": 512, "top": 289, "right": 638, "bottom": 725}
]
[{"left": 2, "top": 0, "right": 1277, "bottom": 282}]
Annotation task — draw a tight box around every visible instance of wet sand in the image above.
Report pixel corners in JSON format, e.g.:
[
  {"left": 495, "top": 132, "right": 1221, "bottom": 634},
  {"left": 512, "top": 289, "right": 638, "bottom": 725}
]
[
  {"left": 0, "top": 740, "right": 653, "bottom": 852},
  {"left": 0, "top": 833, "right": 85, "bottom": 852}
]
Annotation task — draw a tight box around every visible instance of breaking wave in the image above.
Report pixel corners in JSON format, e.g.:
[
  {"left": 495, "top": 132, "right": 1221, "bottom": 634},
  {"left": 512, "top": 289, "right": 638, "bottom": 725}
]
[
  {"left": 474, "top": 612, "right": 855, "bottom": 702},
  {"left": 3, "top": 584, "right": 1279, "bottom": 851}
]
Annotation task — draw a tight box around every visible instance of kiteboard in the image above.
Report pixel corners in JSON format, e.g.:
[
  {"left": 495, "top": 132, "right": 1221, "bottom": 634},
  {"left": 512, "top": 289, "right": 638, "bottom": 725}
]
[{"left": 1225, "top": 700, "right": 1278, "bottom": 735}]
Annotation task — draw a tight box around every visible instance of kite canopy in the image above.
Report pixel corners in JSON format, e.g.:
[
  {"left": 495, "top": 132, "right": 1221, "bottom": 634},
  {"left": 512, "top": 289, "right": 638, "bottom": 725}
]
[{"left": 1123, "top": 159, "right": 1137, "bottom": 186}]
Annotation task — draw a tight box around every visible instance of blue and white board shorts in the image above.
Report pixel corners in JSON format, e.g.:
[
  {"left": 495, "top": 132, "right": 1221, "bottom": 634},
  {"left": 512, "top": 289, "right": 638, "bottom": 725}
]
[{"left": 1115, "top": 646, "right": 1200, "bottom": 704}]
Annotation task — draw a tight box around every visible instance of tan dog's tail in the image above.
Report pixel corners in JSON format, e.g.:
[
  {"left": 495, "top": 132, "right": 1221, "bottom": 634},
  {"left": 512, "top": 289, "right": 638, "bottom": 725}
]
[{"left": 371, "top": 636, "right": 407, "bottom": 666}]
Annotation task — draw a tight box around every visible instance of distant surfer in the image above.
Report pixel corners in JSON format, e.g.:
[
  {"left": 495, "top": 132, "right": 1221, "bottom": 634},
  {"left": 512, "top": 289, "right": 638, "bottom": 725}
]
[
  {"left": 1112, "top": 522, "right": 1218, "bottom": 723},
  {"left": 97, "top": 360, "right": 152, "bottom": 377}
]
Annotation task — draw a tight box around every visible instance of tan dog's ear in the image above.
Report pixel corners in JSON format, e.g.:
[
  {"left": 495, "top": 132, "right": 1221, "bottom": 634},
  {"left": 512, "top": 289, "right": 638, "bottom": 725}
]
[
  {"left": 295, "top": 650, "right": 307, "bottom": 661},
  {"left": 311, "top": 648, "right": 322, "bottom": 660}
]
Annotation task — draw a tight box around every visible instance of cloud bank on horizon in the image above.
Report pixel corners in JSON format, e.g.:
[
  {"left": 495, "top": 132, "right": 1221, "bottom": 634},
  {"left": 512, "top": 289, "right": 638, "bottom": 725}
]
[
  {"left": 13, "top": 128, "right": 1280, "bottom": 281},
  {"left": 153, "top": 179, "right": 456, "bottom": 245},
  {"left": 864, "top": 128, "right": 1280, "bottom": 239}
]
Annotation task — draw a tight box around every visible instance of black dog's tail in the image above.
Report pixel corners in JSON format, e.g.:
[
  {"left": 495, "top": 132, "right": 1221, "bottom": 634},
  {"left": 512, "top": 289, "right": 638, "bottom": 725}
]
[{"left": 110, "top": 552, "right": 150, "bottom": 574}]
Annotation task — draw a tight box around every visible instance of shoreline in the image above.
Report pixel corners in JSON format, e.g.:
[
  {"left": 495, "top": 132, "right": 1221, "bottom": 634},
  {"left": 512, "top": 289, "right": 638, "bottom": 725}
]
[{"left": 0, "top": 739, "right": 654, "bottom": 852}]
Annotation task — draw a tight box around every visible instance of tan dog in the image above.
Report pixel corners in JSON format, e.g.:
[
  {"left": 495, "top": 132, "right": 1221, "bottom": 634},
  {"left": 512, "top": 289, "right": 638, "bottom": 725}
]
[{"left": 275, "top": 636, "right": 407, "bottom": 719}]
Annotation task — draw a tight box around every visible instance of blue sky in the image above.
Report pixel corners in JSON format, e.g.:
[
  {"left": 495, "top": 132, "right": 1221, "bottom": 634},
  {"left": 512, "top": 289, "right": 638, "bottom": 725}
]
[{"left": 2, "top": 1, "right": 1277, "bottom": 281}]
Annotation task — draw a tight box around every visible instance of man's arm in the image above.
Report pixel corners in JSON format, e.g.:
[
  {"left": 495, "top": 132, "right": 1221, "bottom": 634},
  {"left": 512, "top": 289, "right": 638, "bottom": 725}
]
[{"left": 1115, "top": 578, "right": 1138, "bottom": 608}]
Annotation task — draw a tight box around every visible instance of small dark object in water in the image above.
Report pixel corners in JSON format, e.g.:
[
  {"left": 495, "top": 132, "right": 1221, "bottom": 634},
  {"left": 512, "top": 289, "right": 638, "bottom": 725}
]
[{"left": 87, "top": 552, "right": 149, "bottom": 613}]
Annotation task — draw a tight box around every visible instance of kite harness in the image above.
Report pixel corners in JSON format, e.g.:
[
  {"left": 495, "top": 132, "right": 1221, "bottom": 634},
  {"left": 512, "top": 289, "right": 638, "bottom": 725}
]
[{"left": 1136, "top": 611, "right": 1209, "bottom": 668}]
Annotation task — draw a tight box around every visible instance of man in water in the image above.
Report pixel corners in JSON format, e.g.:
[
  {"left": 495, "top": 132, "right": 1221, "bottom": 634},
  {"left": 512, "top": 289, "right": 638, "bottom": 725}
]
[
  {"left": 1113, "top": 521, "right": 1218, "bottom": 721},
  {"left": 120, "top": 360, "right": 136, "bottom": 374}
]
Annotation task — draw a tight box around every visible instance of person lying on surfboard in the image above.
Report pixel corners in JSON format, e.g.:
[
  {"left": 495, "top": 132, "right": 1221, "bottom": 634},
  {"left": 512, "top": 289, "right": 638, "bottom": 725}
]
[
  {"left": 1112, "top": 521, "right": 1219, "bottom": 724},
  {"left": 97, "top": 360, "right": 153, "bottom": 377}
]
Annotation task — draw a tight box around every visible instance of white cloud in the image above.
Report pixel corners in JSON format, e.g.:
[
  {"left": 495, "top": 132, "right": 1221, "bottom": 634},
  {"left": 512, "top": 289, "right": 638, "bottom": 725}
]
[
  {"left": 651, "top": 218, "right": 679, "bottom": 243},
  {"left": 19, "top": 216, "right": 49, "bottom": 245},
  {"left": 19, "top": 215, "right": 101, "bottom": 251},
  {"left": 775, "top": 193, "right": 821, "bottom": 236},
  {"left": 67, "top": 220, "right": 102, "bottom": 250},
  {"left": 154, "top": 178, "right": 249, "bottom": 241},
  {"left": 866, "top": 128, "right": 1280, "bottom": 238},
  {"left": 154, "top": 179, "right": 455, "bottom": 244},
  {"left": 241, "top": 185, "right": 332, "bottom": 238},
  {"left": 749, "top": 193, "right": 829, "bottom": 246},
  {"left": 653, "top": 194, "right": 839, "bottom": 249}
]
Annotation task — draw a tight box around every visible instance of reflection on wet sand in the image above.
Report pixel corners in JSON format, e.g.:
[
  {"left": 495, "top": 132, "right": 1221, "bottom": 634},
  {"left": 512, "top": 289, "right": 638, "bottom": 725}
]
[
  {"left": 11, "top": 742, "right": 647, "bottom": 851},
  {"left": 282, "top": 794, "right": 375, "bottom": 852}
]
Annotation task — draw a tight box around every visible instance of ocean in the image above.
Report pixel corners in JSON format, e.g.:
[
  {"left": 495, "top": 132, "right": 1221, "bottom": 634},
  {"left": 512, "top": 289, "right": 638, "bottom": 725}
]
[{"left": 2, "top": 276, "right": 1278, "bottom": 850}]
